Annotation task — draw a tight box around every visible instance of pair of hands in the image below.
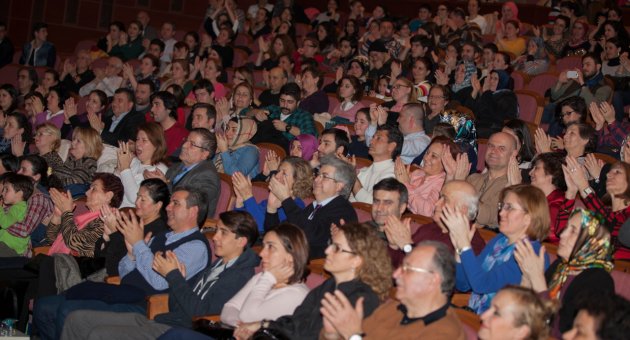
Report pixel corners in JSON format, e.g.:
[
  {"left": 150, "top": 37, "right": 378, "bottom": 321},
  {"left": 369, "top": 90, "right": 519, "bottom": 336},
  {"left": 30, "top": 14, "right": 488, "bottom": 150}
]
[
  {"left": 232, "top": 171, "right": 254, "bottom": 208},
  {"left": 562, "top": 155, "right": 603, "bottom": 199},
  {"left": 266, "top": 172, "right": 291, "bottom": 212},
  {"left": 558, "top": 68, "right": 585, "bottom": 86},
  {"left": 100, "top": 207, "right": 150, "bottom": 260},
  {"left": 368, "top": 104, "right": 388, "bottom": 126},
  {"left": 534, "top": 128, "right": 564, "bottom": 154},
  {"left": 589, "top": 101, "right": 615, "bottom": 130},
  {"left": 442, "top": 145, "right": 471, "bottom": 181},
  {"left": 262, "top": 150, "right": 280, "bottom": 176}
]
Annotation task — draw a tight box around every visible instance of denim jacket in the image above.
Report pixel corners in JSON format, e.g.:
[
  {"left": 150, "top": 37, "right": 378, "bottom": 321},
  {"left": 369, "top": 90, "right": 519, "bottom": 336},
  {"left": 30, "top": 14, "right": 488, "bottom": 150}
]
[{"left": 20, "top": 41, "right": 56, "bottom": 67}]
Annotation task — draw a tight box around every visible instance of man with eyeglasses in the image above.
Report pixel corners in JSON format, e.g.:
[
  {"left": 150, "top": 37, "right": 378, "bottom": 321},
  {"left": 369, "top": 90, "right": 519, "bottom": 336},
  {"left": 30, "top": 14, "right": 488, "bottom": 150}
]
[
  {"left": 381, "top": 179, "right": 484, "bottom": 268},
  {"left": 249, "top": 83, "right": 317, "bottom": 149},
  {"left": 259, "top": 67, "right": 287, "bottom": 107},
  {"left": 321, "top": 241, "right": 466, "bottom": 339},
  {"left": 366, "top": 39, "right": 392, "bottom": 86},
  {"left": 265, "top": 155, "right": 357, "bottom": 258},
  {"left": 145, "top": 128, "right": 220, "bottom": 218}
]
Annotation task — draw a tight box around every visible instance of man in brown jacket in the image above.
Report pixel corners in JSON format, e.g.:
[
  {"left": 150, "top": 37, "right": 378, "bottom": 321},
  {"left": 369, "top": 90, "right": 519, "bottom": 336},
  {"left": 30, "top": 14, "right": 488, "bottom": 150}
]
[{"left": 320, "top": 241, "right": 466, "bottom": 339}]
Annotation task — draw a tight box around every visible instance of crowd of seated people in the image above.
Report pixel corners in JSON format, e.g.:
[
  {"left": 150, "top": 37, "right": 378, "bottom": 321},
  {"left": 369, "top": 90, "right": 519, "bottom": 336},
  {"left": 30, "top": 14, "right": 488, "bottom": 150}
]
[{"left": 3, "top": 0, "right": 630, "bottom": 339}]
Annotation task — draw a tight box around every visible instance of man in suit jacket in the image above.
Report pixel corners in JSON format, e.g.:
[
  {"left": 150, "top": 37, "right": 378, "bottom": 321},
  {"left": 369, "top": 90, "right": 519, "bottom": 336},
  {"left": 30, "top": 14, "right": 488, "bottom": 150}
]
[
  {"left": 100, "top": 88, "right": 146, "bottom": 146},
  {"left": 146, "top": 128, "right": 220, "bottom": 218},
  {"left": 265, "top": 155, "right": 358, "bottom": 258}
]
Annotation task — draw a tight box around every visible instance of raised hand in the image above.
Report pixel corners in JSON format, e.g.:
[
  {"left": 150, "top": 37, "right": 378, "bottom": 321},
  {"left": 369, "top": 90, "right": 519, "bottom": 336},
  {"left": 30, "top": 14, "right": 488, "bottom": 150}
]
[
  {"left": 269, "top": 172, "right": 291, "bottom": 202},
  {"left": 589, "top": 101, "right": 606, "bottom": 130},
  {"left": 534, "top": 128, "right": 552, "bottom": 154},
  {"left": 584, "top": 153, "right": 604, "bottom": 181},
  {"left": 87, "top": 111, "right": 104, "bottom": 132},
  {"left": 454, "top": 153, "right": 472, "bottom": 180},
  {"left": 117, "top": 141, "right": 133, "bottom": 171},
  {"left": 10, "top": 135, "right": 26, "bottom": 157},
  {"left": 383, "top": 215, "right": 412, "bottom": 250},
  {"left": 564, "top": 156, "right": 590, "bottom": 193},
  {"left": 514, "top": 240, "right": 547, "bottom": 292},
  {"left": 319, "top": 291, "right": 364, "bottom": 340},
  {"left": 231, "top": 171, "right": 253, "bottom": 207},
  {"left": 599, "top": 101, "right": 616, "bottom": 124},
  {"left": 50, "top": 188, "right": 75, "bottom": 213},
  {"left": 507, "top": 155, "right": 522, "bottom": 185},
  {"left": 117, "top": 210, "right": 145, "bottom": 248},
  {"left": 394, "top": 156, "right": 411, "bottom": 184},
  {"left": 440, "top": 204, "right": 473, "bottom": 250},
  {"left": 152, "top": 250, "right": 185, "bottom": 277},
  {"left": 263, "top": 150, "right": 280, "bottom": 176},
  {"left": 63, "top": 97, "right": 78, "bottom": 123}
]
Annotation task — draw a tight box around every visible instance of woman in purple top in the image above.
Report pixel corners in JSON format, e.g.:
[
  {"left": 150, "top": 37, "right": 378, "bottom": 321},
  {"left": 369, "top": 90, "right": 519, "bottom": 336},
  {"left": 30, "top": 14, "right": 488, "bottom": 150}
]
[{"left": 33, "top": 85, "right": 68, "bottom": 130}]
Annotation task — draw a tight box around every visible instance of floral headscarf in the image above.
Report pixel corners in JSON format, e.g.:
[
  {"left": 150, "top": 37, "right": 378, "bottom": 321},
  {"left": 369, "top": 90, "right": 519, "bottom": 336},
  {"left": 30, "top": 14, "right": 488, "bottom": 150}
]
[
  {"left": 528, "top": 37, "right": 548, "bottom": 60},
  {"left": 548, "top": 209, "right": 614, "bottom": 300},
  {"left": 439, "top": 109, "right": 478, "bottom": 153}
]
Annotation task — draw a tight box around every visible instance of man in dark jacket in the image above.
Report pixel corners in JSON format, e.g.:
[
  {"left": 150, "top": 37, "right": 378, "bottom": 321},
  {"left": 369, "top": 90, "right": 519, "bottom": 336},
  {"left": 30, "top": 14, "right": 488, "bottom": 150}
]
[
  {"left": 61, "top": 210, "right": 260, "bottom": 339},
  {"left": 265, "top": 155, "right": 358, "bottom": 258}
]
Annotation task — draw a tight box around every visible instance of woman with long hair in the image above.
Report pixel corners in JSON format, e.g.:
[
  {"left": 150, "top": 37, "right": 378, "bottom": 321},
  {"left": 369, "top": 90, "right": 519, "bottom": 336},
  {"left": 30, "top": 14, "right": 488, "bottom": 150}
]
[{"left": 234, "top": 222, "right": 393, "bottom": 339}]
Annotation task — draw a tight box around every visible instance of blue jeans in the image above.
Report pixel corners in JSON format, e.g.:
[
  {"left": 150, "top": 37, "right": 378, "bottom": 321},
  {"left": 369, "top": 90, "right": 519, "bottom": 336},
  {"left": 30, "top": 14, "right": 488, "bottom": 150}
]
[{"left": 33, "top": 295, "right": 145, "bottom": 340}]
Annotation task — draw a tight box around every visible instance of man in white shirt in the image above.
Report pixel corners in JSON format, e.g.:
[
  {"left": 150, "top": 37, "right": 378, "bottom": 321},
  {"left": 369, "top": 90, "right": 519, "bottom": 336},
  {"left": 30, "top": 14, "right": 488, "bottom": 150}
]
[
  {"left": 467, "top": 0, "right": 487, "bottom": 33},
  {"left": 351, "top": 125, "right": 402, "bottom": 203},
  {"left": 79, "top": 56, "right": 123, "bottom": 97},
  {"left": 160, "top": 22, "right": 177, "bottom": 63}
]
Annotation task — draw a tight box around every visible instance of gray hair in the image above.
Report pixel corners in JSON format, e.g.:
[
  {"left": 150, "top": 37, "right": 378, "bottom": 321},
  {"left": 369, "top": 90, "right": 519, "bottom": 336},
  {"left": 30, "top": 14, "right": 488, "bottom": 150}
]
[
  {"left": 419, "top": 240, "right": 456, "bottom": 295},
  {"left": 190, "top": 128, "right": 217, "bottom": 159},
  {"left": 320, "top": 155, "right": 356, "bottom": 199},
  {"left": 460, "top": 192, "right": 479, "bottom": 220}
]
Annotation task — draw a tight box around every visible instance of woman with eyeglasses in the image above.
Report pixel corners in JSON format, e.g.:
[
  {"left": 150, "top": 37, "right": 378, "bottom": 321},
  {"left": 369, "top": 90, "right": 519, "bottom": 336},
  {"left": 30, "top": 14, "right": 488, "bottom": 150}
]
[
  {"left": 443, "top": 184, "right": 550, "bottom": 314},
  {"left": 234, "top": 222, "right": 393, "bottom": 339},
  {"left": 233, "top": 156, "right": 312, "bottom": 233},
  {"left": 515, "top": 208, "right": 614, "bottom": 337},
  {"left": 382, "top": 77, "right": 417, "bottom": 119},
  {"left": 424, "top": 85, "right": 450, "bottom": 134}
]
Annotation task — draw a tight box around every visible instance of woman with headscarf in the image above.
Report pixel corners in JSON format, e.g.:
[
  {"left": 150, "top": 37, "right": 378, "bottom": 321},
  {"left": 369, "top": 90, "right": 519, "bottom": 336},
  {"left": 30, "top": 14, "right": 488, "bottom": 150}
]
[
  {"left": 513, "top": 37, "right": 550, "bottom": 76},
  {"left": 515, "top": 208, "right": 615, "bottom": 338},
  {"left": 214, "top": 117, "right": 260, "bottom": 178},
  {"left": 496, "top": 2, "right": 520, "bottom": 36},
  {"left": 465, "top": 69, "right": 518, "bottom": 138}
]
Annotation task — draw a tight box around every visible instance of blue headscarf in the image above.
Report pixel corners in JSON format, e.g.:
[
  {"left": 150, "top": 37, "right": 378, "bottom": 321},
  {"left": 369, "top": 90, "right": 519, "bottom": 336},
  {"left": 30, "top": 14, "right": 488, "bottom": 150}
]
[
  {"left": 452, "top": 61, "right": 477, "bottom": 93},
  {"left": 491, "top": 70, "right": 511, "bottom": 91}
]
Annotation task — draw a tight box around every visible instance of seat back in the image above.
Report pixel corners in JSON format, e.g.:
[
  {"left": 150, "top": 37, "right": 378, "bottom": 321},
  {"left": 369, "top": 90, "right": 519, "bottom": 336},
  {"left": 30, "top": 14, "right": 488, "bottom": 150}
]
[
  {"left": 515, "top": 89, "right": 544, "bottom": 125},
  {"left": 454, "top": 308, "right": 481, "bottom": 340},
  {"left": 327, "top": 93, "right": 340, "bottom": 113},
  {"left": 257, "top": 142, "right": 287, "bottom": 172},
  {"left": 556, "top": 56, "right": 582, "bottom": 73},
  {"left": 0, "top": 64, "right": 20, "bottom": 87},
  {"left": 510, "top": 70, "right": 529, "bottom": 91},
  {"left": 525, "top": 72, "right": 559, "bottom": 97},
  {"left": 354, "top": 157, "right": 372, "bottom": 172},
  {"left": 214, "top": 173, "right": 235, "bottom": 219},
  {"left": 352, "top": 202, "right": 372, "bottom": 223},
  {"left": 251, "top": 181, "right": 270, "bottom": 203},
  {"left": 233, "top": 47, "right": 249, "bottom": 68}
]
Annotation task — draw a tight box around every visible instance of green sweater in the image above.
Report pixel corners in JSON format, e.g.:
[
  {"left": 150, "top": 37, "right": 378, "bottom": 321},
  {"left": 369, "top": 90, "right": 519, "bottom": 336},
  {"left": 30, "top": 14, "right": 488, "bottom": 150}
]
[{"left": 0, "top": 201, "right": 28, "bottom": 255}]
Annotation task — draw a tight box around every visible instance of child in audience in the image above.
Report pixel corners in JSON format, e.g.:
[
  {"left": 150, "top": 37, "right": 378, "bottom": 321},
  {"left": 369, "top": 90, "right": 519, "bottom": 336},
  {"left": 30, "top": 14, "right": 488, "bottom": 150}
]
[{"left": 0, "top": 173, "right": 34, "bottom": 256}]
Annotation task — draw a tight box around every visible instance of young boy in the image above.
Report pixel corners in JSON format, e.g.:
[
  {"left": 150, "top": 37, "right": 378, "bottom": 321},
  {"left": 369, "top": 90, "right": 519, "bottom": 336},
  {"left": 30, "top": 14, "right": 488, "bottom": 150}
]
[{"left": 0, "top": 173, "right": 34, "bottom": 256}]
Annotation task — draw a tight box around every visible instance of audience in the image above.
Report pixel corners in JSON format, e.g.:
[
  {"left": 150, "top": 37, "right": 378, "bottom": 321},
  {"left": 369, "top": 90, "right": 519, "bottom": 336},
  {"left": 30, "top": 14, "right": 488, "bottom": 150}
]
[{"left": 4, "top": 3, "right": 630, "bottom": 338}]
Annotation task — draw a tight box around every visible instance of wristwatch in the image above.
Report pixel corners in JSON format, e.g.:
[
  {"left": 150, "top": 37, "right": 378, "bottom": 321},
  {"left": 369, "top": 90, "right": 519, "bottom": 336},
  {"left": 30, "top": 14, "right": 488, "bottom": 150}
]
[
  {"left": 285, "top": 124, "right": 293, "bottom": 132},
  {"left": 348, "top": 333, "right": 365, "bottom": 340},
  {"left": 456, "top": 246, "right": 471, "bottom": 255},
  {"left": 582, "top": 187, "right": 595, "bottom": 198},
  {"left": 402, "top": 243, "right": 413, "bottom": 254}
]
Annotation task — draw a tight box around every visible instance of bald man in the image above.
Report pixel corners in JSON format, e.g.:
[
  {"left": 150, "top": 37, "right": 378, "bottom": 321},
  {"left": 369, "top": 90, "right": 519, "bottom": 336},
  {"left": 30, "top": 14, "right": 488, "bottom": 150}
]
[
  {"left": 79, "top": 56, "right": 123, "bottom": 97},
  {"left": 259, "top": 67, "right": 288, "bottom": 107},
  {"left": 384, "top": 180, "right": 485, "bottom": 268},
  {"left": 464, "top": 132, "right": 518, "bottom": 228}
]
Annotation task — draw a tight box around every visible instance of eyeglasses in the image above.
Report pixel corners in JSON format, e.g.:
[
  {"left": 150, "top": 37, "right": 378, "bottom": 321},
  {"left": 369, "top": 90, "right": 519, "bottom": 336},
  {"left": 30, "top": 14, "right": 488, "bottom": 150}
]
[
  {"left": 400, "top": 263, "right": 434, "bottom": 274},
  {"left": 498, "top": 202, "right": 525, "bottom": 212},
  {"left": 183, "top": 138, "right": 209, "bottom": 151},
  {"left": 315, "top": 173, "right": 337, "bottom": 182},
  {"left": 327, "top": 240, "right": 356, "bottom": 254}
]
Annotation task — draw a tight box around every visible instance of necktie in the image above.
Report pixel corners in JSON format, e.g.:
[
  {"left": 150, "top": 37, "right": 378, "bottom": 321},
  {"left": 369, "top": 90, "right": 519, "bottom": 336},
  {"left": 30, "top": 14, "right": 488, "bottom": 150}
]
[
  {"left": 308, "top": 204, "right": 322, "bottom": 220},
  {"left": 172, "top": 167, "right": 190, "bottom": 184}
]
